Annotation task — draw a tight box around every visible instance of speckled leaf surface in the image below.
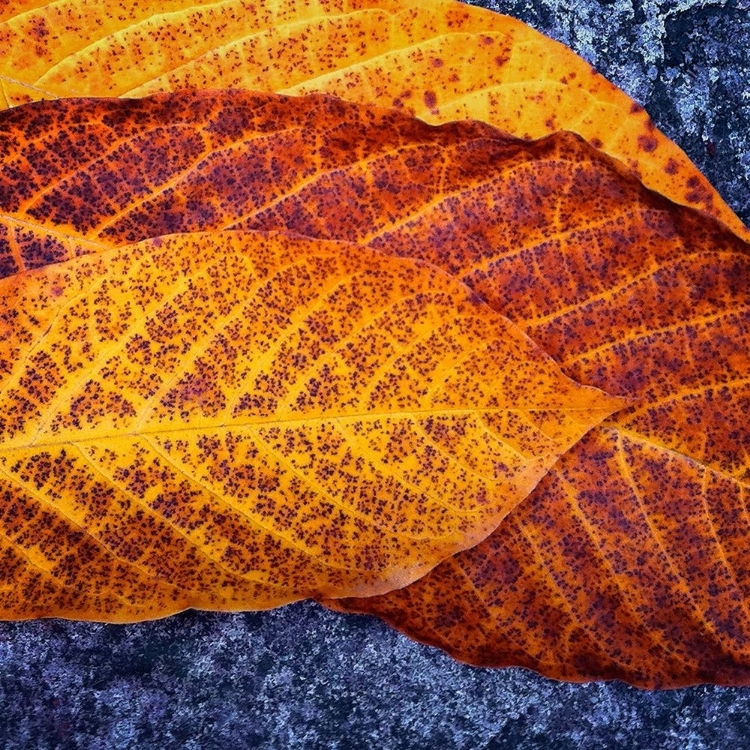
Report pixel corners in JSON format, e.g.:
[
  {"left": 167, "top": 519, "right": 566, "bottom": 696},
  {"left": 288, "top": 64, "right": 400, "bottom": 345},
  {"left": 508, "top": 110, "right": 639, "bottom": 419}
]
[
  {"left": 0, "top": 229, "right": 621, "bottom": 620},
  {"left": 327, "top": 163, "right": 750, "bottom": 688},
  {"left": 1, "top": 91, "right": 748, "bottom": 686},
  {"left": 0, "top": 0, "right": 746, "bottom": 238}
]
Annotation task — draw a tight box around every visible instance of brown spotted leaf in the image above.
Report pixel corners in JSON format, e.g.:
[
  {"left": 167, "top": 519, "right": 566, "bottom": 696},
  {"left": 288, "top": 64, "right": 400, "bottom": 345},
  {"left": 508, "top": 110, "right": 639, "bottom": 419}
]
[
  {"left": 0, "top": 0, "right": 745, "bottom": 238},
  {"left": 2, "top": 92, "right": 749, "bottom": 686},
  {"left": 0, "top": 229, "right": 621, "bottom": 620},
  {"left": 332, "top": 421, "right": 750, "bottom": 689}
]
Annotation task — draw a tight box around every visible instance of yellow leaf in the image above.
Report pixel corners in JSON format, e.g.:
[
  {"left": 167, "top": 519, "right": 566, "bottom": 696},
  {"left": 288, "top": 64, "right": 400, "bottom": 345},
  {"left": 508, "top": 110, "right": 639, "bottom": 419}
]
[{"left": 0, "top": 230, "right": 623, "bottom": 620}]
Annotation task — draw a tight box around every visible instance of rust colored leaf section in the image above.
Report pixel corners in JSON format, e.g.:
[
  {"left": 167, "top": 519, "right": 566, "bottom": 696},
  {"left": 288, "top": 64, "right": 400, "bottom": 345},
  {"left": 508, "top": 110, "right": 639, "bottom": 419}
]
[
  {"left": 0, "top": 0, "right": 745, "bottom": 238},
  {"left": 1, "top": 92, "right": 749, "bottom": 685},
  {"left": 0, "top": 229, "right": 620, "bottom": 620},
  {"left": 329, "top": 173, "right": 750, "bottom": 686},
  {"left": 332, "top": 421, "right": 750, "bottom": 688}
]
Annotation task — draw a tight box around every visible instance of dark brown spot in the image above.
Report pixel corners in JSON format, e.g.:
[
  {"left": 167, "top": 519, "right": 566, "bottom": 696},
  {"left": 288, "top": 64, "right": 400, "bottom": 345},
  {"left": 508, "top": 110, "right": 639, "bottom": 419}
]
[
  {"left": 637, "top": 134, "right": 658, "bottom": 153},
  {"left": 467, "top": 289, "right": 488, "bottom": 307},
  {"left": 29, "top": 17, "right": 49, "bottom": 42}
]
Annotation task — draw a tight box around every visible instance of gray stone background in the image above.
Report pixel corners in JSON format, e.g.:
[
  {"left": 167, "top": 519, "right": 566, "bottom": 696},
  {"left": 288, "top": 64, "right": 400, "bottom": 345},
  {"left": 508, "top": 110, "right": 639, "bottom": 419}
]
[{"left": 1, "top": 1, "right": 748, "bottom": 748}]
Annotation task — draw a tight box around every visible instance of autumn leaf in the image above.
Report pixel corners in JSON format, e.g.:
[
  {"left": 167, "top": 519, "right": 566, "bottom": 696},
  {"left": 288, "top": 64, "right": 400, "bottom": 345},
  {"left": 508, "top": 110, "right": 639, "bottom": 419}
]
[
  {"left": 0, "top": 0, "right": 746, "bottom": 239},
  {"left": 332, "top": 423, "right": 750, "bottom": 689},
  {"left": 0, "top": 228, "right": 622, "bottom": 620},
  {"left": 332, "top": 220, "right": 750, "bottom": 687},
  {"left": 1, "top": 91, "right": 748, "bottom": 685},
  {"left": 1, "top": 90, "right": 748, "bottom": 685}
]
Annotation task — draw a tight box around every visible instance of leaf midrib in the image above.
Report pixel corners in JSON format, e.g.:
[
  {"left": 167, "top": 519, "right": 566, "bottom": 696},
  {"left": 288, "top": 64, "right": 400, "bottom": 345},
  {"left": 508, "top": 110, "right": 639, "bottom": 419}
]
[{"left": 0, "top": 405, "right": 598, "bottom": 453}]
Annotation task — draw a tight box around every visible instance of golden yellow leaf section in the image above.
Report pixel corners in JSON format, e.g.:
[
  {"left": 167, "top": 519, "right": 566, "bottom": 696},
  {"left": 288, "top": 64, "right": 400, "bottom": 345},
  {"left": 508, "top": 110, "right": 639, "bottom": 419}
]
[
  {"left": 0, "top": 230, "right": 622, "bottom": 620},
  {"left": 0, "top": 0, "right": 744, "bottom": 238}
]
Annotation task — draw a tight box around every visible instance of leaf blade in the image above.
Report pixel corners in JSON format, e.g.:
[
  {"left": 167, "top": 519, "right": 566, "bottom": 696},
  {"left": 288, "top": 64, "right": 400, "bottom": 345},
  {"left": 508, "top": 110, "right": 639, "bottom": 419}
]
[
  {"left": 331, "top": 425, "right": 750, "bottom": 688},
  {"left": 3, "top": 91, "right": 749, "bottom": 685},
  {"left": 0, "top": 229, "right": 621, "bottom": 620},
  {"left": 0, "top": 0, "right": 745, "bottom": 237}
]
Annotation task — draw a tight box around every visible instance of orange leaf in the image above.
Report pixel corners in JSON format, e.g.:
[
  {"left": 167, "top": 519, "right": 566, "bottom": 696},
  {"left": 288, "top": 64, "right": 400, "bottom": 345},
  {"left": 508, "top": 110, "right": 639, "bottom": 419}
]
[
  {"left": 2, "top": 92, "right": 748, "bottom": 686},
  {"left": 332, "top": 416, "right": 750, "bottom": 689},
  {"left": 0, "top": 229, "right": 620, "bottom": 620},
  {"left": 0, "top": 0, "right": 745, "bottom": 238}
]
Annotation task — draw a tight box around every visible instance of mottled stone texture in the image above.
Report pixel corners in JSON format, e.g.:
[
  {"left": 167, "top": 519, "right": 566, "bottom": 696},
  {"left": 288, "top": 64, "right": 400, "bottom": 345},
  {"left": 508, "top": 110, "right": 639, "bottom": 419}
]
[
  {"left": 3, "top": 604, "right": 750, "bottom": 748},
  {"left": 1, "top": 1, "right": 748, "bottom": 748}
]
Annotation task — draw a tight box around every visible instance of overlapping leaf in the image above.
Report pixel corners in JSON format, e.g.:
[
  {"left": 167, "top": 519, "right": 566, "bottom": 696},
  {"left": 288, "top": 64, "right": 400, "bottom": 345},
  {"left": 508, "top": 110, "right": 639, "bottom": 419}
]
[
  {"left": 0, "top": 228, "right": 621, "bottom": 619},
  {"left": 332, "top": 423, "right": 750, "bottom": 688},
  {"left": 1, "top": 91, "right": 748, "bottom": 686},
  {"left": 0, "top": 0, "right": 746, "bottom": 239}
]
